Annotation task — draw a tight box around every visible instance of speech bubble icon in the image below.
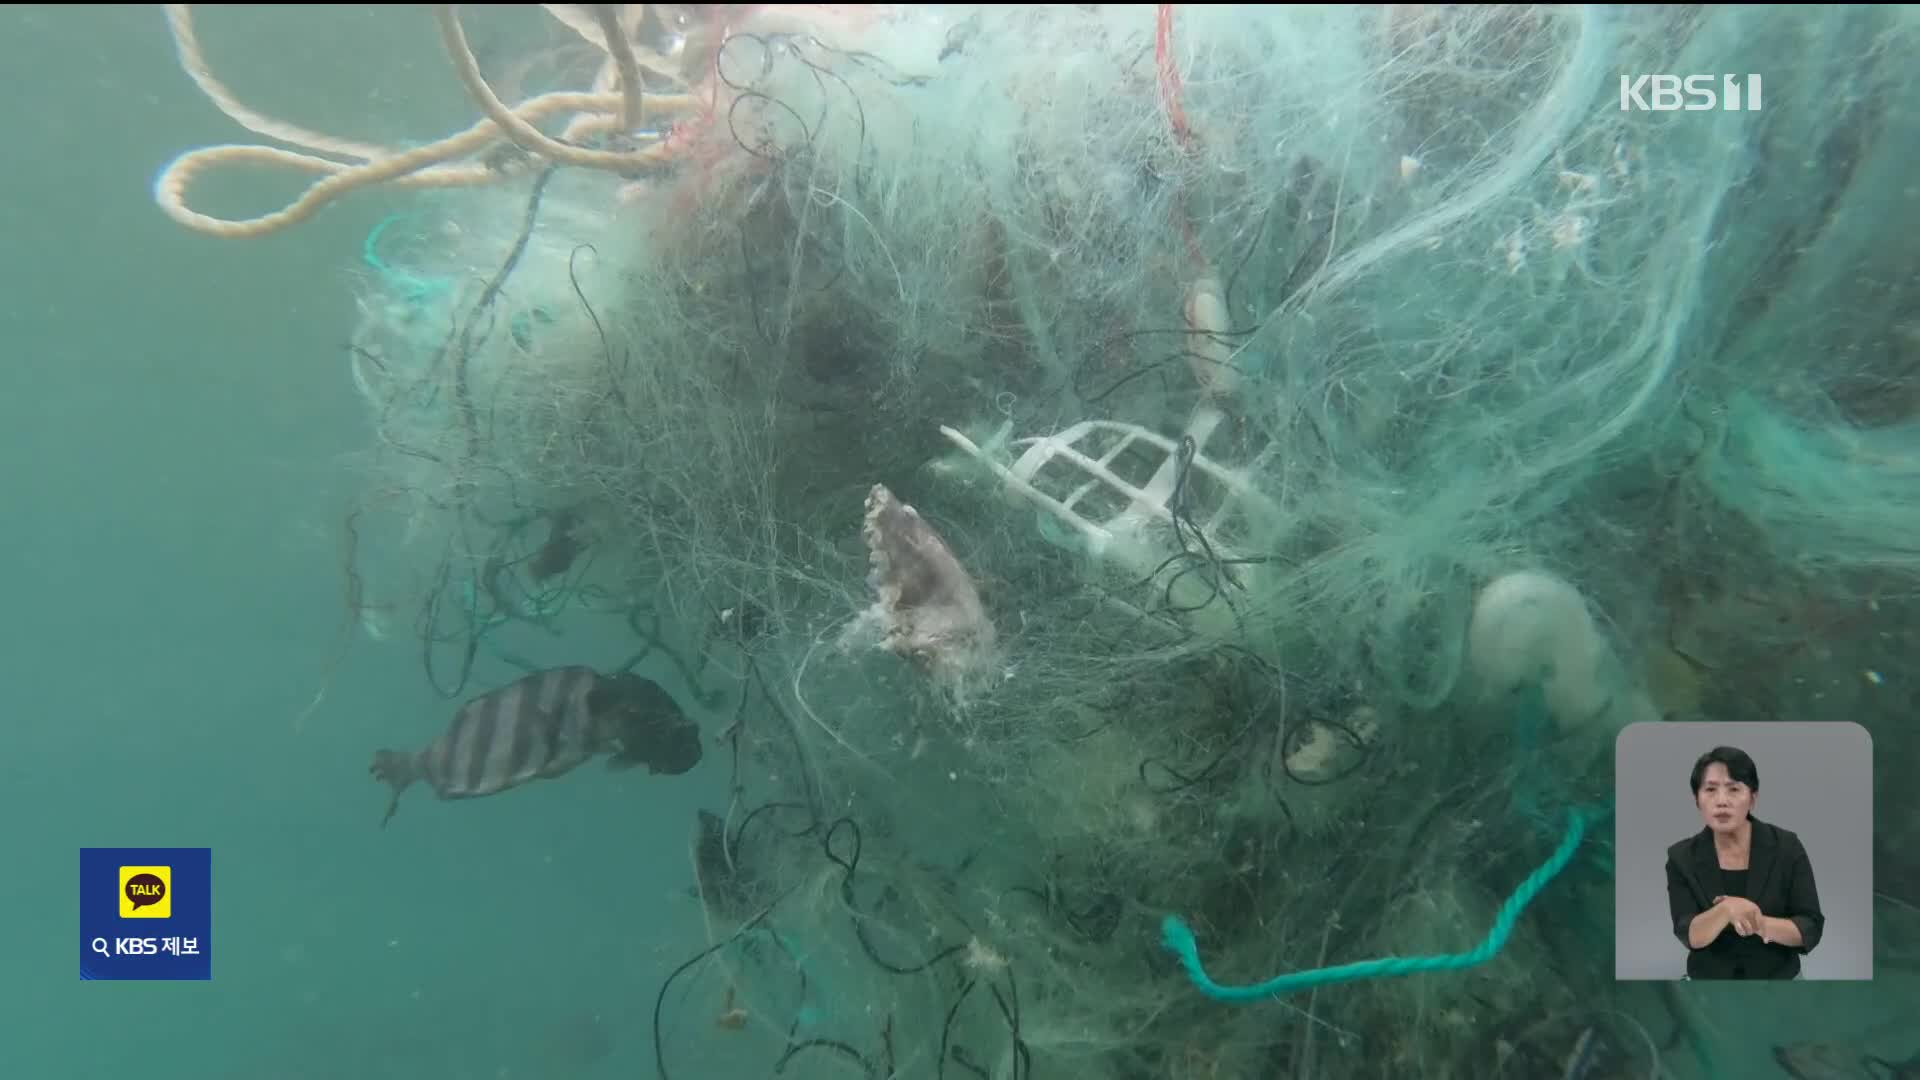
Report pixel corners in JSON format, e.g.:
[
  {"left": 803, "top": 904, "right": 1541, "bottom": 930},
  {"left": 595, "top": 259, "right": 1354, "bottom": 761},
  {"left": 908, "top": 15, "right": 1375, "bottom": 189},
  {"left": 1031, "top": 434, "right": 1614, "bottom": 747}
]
[{"left": 124, "top": 872, "right": 166, "bottom": 912}]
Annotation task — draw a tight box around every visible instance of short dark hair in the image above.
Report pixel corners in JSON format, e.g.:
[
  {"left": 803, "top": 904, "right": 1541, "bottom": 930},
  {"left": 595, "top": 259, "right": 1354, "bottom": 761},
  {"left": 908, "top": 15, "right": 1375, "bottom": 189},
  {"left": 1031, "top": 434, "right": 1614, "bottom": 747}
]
[{"left": 1690, "top": 746, "right": 1759, "bottom": 795}]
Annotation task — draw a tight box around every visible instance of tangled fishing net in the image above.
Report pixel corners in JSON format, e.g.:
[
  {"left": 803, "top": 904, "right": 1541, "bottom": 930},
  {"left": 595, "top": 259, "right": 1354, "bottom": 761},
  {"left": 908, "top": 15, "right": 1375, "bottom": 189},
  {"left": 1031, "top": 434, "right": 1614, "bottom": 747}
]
[{"left": 159, "top": 4, "right": 1920, "bottom": 1077}]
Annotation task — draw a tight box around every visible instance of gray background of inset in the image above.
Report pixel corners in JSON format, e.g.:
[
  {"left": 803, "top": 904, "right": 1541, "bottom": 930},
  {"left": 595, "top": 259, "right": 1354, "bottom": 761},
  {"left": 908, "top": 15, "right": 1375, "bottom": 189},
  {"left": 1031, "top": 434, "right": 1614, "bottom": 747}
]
[{"left": 1613, "top": 721, "right": 1874, "bottom": 980}]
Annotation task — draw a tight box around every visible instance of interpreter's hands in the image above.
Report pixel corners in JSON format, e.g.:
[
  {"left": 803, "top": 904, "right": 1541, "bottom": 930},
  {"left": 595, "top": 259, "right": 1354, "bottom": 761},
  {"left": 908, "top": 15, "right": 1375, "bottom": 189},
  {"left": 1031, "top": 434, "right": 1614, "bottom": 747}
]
[{"left": 1717, "top": 895, "right": 1763, "bottom": 936}]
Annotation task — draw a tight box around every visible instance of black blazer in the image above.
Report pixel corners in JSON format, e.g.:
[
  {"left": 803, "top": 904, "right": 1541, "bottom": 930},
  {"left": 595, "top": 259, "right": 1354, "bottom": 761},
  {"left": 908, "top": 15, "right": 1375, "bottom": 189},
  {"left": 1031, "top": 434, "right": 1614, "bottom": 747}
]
[{"left": 1665, "top": 816, "right": 1824, "bottom": 979}]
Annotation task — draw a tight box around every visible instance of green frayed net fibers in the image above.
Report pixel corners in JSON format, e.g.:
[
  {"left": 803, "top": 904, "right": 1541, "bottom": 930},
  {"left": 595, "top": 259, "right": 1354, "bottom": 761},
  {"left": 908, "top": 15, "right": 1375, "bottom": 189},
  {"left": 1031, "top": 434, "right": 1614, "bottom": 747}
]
[{"left": 162, "top": 2, "right": 1920, "bottom": 1077}]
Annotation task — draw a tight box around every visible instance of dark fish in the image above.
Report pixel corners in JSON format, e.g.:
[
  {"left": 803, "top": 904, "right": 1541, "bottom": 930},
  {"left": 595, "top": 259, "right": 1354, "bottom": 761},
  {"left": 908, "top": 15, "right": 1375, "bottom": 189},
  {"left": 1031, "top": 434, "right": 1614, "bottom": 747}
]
[
  {"left": 528, "top": 507, "right": 587, "bottom": 582},
  {"left": 370, "top": 666, "right": 702, "bottom": 827}
]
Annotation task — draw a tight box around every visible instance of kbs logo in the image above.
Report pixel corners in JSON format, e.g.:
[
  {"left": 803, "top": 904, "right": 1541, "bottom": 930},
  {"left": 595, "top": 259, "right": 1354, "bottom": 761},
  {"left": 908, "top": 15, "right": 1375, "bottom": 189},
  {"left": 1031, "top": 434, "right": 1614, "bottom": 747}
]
[{"left": 1620, "top": 74, "right": 1762, "bottom": 112}]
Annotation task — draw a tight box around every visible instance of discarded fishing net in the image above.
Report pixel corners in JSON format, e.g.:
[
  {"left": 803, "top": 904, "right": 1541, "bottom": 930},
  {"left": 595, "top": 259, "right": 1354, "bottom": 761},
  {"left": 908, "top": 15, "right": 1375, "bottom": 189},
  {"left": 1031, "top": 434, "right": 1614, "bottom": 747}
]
[{"left": 158, "top": 4, "right": 1920, "bottom": 1078}]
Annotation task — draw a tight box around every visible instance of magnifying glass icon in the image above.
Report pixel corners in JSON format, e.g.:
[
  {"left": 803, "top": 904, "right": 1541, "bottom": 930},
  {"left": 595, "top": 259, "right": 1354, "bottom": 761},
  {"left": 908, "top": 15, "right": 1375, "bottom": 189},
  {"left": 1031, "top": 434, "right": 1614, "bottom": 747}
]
[{"left": 90, "top": 937, "right": 110, "bottom": 958}]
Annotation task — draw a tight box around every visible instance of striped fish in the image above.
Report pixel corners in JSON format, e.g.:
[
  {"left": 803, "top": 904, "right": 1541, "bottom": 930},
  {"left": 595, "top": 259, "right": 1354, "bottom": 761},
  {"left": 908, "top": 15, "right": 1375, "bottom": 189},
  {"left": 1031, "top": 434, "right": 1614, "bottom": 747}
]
[{"left": 370, "top": 666, "right": 701, "bottom": 827}]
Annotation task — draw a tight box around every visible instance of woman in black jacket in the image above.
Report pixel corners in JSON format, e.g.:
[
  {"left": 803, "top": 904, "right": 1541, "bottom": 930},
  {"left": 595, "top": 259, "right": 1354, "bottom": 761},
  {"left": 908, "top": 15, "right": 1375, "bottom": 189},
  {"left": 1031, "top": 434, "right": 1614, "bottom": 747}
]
[{"left": 1664, "top": 746, "right": 1825, "bottom": 979}]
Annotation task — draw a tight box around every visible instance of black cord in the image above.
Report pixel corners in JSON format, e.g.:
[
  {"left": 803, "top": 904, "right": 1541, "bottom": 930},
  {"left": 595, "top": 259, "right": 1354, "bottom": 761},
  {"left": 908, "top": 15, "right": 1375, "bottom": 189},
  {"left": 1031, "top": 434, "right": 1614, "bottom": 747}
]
[
  {"left": 444, "top": 165, "right": 557, "bottom": 462},
  {"left": 566, "top": 242, "right": 630, "bottom": 416},
  {"left": 938, "top": 978, "right": 977, "bottom": 1080},
  {"left": 774, "top": 1039, "right": 878, "bottom": 1078},
  {"left": 651, "top": 915, "right": 774, "bottom": 1080},
  {"left": 988, "top": 977, "right": 1032, "bottom": 1080},
  {"left": 824, "top": 818, "right": 970, "bottom": 976}
]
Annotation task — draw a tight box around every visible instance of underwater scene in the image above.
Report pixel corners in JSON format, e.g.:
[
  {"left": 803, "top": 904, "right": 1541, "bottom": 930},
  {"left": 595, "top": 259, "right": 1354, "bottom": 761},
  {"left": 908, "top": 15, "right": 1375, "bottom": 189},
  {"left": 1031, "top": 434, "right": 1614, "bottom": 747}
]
[{"left": 4, "top": 4, "right": 1918, "bottom": 1078}]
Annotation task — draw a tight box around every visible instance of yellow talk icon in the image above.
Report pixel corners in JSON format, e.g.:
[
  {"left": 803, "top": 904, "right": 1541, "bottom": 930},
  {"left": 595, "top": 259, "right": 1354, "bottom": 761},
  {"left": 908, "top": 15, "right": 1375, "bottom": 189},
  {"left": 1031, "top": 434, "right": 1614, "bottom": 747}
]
[{"left": 120, "top": 865, "right": 172, "bottom": 918}]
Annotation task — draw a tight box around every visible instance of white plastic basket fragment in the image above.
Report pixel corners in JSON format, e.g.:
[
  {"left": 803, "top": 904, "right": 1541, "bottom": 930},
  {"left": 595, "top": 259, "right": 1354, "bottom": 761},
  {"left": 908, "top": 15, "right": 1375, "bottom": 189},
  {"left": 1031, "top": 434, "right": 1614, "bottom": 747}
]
[{"left": 939, "top": 405, "right": 1285, "bottom": 634}]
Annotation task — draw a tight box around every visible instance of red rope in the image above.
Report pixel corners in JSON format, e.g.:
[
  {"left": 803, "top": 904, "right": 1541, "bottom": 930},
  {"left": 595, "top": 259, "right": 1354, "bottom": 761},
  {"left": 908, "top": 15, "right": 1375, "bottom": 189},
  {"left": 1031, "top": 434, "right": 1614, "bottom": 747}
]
[
  {"left": 1155, "top": 4, "right": 1205, "bottom": 269},
  {"left": 1155, "top": 4, "right": 1194, "bottom": 151}
]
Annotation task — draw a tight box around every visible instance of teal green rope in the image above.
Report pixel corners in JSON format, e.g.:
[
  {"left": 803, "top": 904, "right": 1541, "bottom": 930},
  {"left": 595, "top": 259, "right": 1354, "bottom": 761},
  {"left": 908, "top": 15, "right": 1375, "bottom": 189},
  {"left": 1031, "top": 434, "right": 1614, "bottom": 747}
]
[
  {"left": 457, "top": 568, "right": 586, "bottom": 671},
  {"left": 363, "top": 215, "right": 455, "bottom": 308},
  {"left": 1162, "top": 803, "right": 1609, "bottom": 1002}
]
